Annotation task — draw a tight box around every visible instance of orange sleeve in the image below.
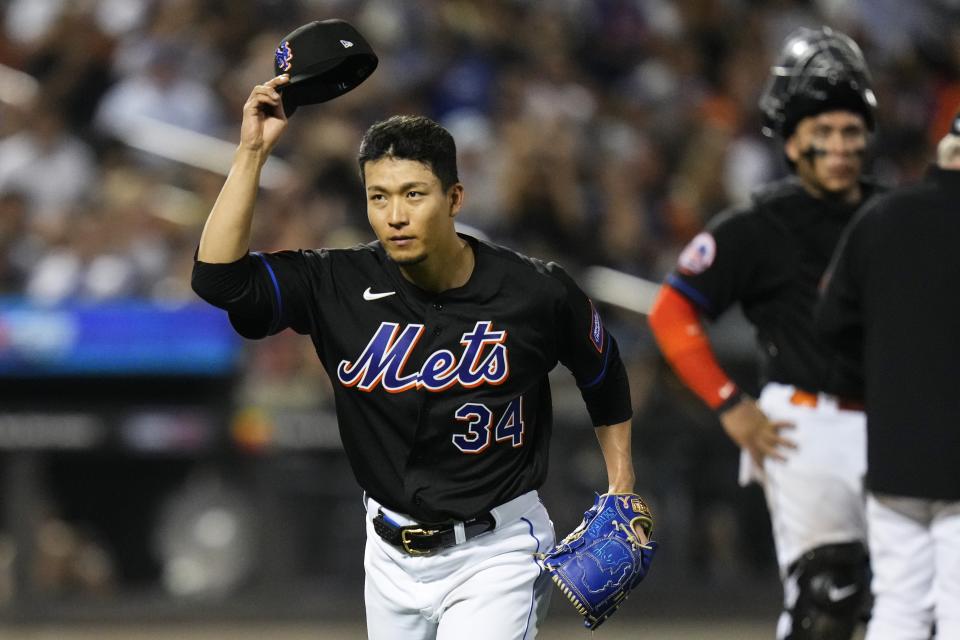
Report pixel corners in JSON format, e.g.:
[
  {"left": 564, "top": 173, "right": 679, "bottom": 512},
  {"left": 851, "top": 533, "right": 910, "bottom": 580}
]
[{"left": 647, "top": 284, "right": 740, "bottom": 410}]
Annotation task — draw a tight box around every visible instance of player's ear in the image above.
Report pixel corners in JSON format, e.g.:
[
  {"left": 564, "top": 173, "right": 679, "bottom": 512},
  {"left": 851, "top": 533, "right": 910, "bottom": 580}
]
[
  {"left": 784, "top": 134, "right": 800, "bottom": 164},
  {"left": 448, "top": 183, "right": 465, "bottom": 217}
]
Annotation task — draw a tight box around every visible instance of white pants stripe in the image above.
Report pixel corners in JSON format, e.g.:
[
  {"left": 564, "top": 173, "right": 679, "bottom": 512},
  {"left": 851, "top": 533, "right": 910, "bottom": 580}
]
[
  {"left": 519, "top": 517, "right": 545, "bottom": 639},
  {"left": 865, "top": 494, "right": 960, "bottom": 640},
  {"left": 362, "top": 491, "right": 555, "bottom": 640}
]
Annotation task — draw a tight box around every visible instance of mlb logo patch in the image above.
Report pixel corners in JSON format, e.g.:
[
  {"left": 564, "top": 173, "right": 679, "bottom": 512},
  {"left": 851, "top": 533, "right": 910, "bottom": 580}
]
[{"left": 677, "top": 232, "right": 716, "bottom": 275}]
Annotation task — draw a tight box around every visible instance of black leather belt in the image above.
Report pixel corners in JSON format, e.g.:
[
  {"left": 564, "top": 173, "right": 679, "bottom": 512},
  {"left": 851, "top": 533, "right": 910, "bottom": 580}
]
[{"left": 372, "top": 509, "right": 497, "bottom": 556}]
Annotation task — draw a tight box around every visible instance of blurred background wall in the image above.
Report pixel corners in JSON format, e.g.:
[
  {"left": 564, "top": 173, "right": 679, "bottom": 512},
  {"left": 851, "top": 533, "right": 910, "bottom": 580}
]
[{"left": 0, "top": 0, "right": 957, "bottom": 635}]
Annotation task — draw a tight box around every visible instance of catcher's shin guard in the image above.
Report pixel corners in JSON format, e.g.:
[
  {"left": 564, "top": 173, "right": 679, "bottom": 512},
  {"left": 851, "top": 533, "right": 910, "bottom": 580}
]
[{"left": 777, "top": 542, "right": 870, "bottom": 640}]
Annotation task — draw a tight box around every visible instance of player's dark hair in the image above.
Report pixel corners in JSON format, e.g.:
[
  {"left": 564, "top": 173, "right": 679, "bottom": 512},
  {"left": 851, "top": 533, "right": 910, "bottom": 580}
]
[{"left": 358, "top": 115, "right": 460, "bottom": 190}]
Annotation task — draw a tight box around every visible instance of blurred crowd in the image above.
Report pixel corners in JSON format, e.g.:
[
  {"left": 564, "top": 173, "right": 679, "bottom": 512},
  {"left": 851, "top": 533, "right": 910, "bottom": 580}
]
[
  {"left": 1, "top": 0, "right": 957, "bottom": 405},
  {"left": 3, "top": 0, "right": 959, "bottom": 299},
  {"left": 0, "top": 0, "right": 958, "bottom": 604}
]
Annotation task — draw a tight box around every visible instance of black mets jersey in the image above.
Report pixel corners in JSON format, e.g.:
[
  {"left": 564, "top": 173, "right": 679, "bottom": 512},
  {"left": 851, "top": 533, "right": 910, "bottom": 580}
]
[
  {"left": 192, "top": 234, "right": 631, "bottom": 523},
  {"left": 666, "top": 177, "right": 881, "bottom": 397}
]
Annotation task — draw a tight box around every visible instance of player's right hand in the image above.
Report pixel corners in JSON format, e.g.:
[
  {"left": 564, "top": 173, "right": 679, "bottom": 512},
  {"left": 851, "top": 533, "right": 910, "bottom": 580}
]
[
  {"left": 240, "top": 74, "right": 290, "bottom": 156},
  {"left": 719, "top": 397, "right": 796, "bottom": 467}
]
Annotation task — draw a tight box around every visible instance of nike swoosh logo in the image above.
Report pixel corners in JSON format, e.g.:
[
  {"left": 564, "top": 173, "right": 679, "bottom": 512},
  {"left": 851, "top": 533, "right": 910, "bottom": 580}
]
[
  {"left": 363, "top": 287, "right": 396, "bottom": 301},
  {"left": 827, "top": 584, "right": 859, "bottom": 602}
]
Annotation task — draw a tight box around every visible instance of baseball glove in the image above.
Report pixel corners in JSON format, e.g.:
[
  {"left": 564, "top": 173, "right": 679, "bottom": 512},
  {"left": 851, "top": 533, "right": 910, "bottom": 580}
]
[{"left": 538, "top": 493, "right": 657, "bottom": 630}]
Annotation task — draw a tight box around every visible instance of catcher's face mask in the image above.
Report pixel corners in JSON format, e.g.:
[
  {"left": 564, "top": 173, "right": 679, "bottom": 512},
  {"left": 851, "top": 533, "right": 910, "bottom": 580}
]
[{"left": 759, "top": 26, "right": 876, "bottom": 139}]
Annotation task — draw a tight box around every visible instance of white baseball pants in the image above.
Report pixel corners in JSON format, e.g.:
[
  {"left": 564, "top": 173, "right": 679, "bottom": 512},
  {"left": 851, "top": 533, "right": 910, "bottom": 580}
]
[
  {"left": 362, "top": 490, "right": 555, "bottom": 640},
  {"left": 749, "top": 382, "right": 869, "bottom": 574},
  {"left": 865, "top": 493, "right": 960, "bottom": 640}
]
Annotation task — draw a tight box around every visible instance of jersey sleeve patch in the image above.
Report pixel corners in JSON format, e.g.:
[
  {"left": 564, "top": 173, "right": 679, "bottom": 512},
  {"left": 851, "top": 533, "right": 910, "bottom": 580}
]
[
  {"left": 589, "top": 300, "right": 604, "bottom": 353},
  {"left": 677, "top": 232, "right": 717, "bottom": 275}
]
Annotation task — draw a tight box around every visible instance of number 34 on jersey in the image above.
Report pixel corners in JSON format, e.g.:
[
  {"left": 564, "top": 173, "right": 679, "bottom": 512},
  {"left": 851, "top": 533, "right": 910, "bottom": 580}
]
[{"left": 336, "top": 320, "right": 525, "bottom": 453}]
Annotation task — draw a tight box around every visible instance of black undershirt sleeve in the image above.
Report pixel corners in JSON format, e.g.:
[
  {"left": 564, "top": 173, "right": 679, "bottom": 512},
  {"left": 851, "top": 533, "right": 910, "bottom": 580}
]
[
  {"left": 191, "top": 250, "right": 317, "bottom": 339},
  {"left": 192, "top": 254, "right": 273, "bottom": 339},
  {"left": 548, "top": 263, "right": 633, "bottom": 427}
]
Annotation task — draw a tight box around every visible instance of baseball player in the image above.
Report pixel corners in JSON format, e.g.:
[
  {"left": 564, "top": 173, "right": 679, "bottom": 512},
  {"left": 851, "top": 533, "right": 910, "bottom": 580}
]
[
  {"left": 190, "top": 65, "right": 646, "bottom": 637},
  {"left": 817, "top": 111, "right": 960, "bottom": 640},
  {"left": 647, "top": 27, "right": 881, "bottom": 639}
]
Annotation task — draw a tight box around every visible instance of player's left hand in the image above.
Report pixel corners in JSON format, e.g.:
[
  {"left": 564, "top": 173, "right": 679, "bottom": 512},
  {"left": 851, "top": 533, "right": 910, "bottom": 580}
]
[
  {"left": 538, "top": 493, "right": 657, "bottom": 630},
  {"left": 720, "top": 396, "right": 796, "bottom": 467}
]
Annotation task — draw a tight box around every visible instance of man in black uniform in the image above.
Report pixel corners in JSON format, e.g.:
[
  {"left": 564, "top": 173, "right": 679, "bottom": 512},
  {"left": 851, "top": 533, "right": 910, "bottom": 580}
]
[
  {"left": 817, "top": 110, "right": 960, "bottom": 640},
  {"left": 647, "top": 27, "right": 880, "bottom": 639},
  {"left": 191, "top": 72, "right": 646, "bottom": 639}
]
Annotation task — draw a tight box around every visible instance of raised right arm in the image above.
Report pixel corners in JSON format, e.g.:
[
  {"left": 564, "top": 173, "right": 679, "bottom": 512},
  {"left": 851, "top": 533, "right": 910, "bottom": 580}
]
[
  {"left": 197, "top": 74, "right": 289, "bottom": 263},
  {"left": 193, "top": 74, "right": 313, "bottom": 339}
]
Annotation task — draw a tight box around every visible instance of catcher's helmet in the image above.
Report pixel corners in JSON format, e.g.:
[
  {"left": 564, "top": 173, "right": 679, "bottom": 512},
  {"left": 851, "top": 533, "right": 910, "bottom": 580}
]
[{"left": 759, "top": 26, "right": 876, "bottom": 138}]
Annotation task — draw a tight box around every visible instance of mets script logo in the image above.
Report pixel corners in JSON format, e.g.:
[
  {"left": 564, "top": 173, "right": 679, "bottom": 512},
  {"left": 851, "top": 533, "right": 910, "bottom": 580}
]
[
  {"left": 275, "top": 41, "right": 293, "bottom": 72},
  {"left": 337, "top": 321, "right": 509, "bottom": 392}
]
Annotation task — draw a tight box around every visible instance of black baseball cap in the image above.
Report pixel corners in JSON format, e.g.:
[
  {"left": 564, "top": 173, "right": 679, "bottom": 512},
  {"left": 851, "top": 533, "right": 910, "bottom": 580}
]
[{"left": 273, "top": 19, "right": 378, "bottom": 116}]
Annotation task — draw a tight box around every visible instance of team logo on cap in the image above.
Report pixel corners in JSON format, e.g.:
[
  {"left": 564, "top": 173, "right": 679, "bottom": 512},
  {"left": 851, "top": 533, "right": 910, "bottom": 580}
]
[
  {"left": 677, "top": 232, "right": 717, "bottom": 275},
  {"left": 340, "top": 39, "right": 354, "bottom": 48},
  {"left": 275, "top": 41, "right": 293, "bottom": 72}
]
